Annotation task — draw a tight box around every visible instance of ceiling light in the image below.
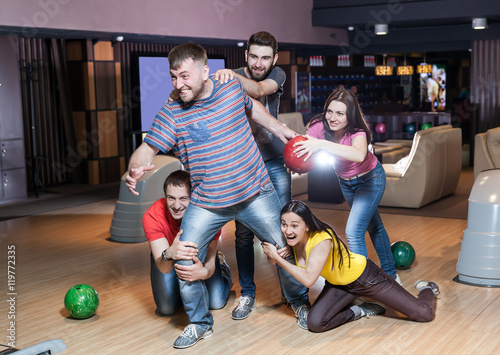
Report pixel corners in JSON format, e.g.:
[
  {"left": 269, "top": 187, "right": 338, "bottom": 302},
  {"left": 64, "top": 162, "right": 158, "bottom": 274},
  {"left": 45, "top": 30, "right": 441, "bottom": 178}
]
[
  {"left": 397, "top": 65, "right": 414, "bottom": 75},
  {"left": 237, "top": 42, "right": 245, "bottom": 47},
  {"left": 375, "top": 24, "right": 388, "bottom": 36},
  {"left": 111, "top": 36, "right": 124, "bottom": 47},
  {"left": 375, "top": 54, "right": 393, "bottom": 76},
  {"left": 472, "top": 18, "right": 488, "bottom": 30},
  {"left": 417, "top": 64, "right": 432, "bottom": 74},
  {"left": 417, "top": 53, "right": 432, "bottom": 74},
  {"left": 348, "top": 26, "right": 354, "bottom": 31},
  {"left": 376, "top": 65, "right": 393, "bottom": 75},
  {"left": 397, "top": 54, "right": 413, "bottom": 76}
]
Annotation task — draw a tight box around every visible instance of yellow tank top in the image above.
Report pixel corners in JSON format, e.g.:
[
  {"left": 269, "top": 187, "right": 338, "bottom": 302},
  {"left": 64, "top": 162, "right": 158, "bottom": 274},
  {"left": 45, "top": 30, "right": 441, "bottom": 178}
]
[{"left": 294, "top": 230, "right": 367, "bottom": 285}]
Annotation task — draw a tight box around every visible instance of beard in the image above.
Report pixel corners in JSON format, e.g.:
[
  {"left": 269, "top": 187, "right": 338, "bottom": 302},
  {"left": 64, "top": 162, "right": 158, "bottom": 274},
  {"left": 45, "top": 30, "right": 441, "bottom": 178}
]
[
  {"left": 179, "top": 82, "right": 205, "bottom": 103},
  {"left": 247, "top": 62, "right": 273, "bottom": 81}
]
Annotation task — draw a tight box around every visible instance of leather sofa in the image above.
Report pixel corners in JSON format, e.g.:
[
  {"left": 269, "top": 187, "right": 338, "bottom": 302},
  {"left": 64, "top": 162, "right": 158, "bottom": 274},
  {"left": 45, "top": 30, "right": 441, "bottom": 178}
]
[
  {"left": 474, "top": 126, "right": 500, "bottom": 179},
  {"left": 372, "top": 143, "right": 411, "bottom": 164},
  {"left": 380, "top": 125, "right": 462, "bottom": 208}
]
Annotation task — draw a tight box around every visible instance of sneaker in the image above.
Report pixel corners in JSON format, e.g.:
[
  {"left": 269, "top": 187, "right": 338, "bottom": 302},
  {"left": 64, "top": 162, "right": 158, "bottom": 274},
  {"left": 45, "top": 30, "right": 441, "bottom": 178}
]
[
  {"left": 231, "top": 296, "right": 256, "bottom": 320},
  {"left": 291, "top": 303, "right": 311, "bottom": 330},
  {"left": 414, "top": 280, "right": 440, "bottom": 295},
  {"left": 173, "top": 324, "right": 213, "bottom": 349},
  {"left": 358, "top": 302, "right": 386, "bottom": 319},
  {"left": 393, "top": 273, "right": 403, "bottom": 286},
  {"left": 218, "top": 252, "right": 232, "bottom": 282}
]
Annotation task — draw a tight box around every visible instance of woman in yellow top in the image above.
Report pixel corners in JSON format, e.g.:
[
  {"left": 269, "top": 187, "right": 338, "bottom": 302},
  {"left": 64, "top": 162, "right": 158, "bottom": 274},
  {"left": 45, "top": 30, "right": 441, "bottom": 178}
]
[{"left": 262, "top": 200, "right": 439, "bottom": 332}]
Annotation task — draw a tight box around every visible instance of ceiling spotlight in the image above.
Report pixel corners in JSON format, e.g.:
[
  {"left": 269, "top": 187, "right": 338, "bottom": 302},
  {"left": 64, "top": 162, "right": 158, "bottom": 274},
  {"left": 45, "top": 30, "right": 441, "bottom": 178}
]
[
  {"left": 112, "top": 35, "right": 124, "bottom": 47},
  {"left": 237, "top": 42, "right": 245, "bottom": 47},
  {"left": 348, "top": 26, "right": 355, "bottom": 31},
  {"left": 472, "top": 18, "right": 488, "bottom": 30},
  {"left": 375, "top": 24, "right": 388, "bottom": 35}
]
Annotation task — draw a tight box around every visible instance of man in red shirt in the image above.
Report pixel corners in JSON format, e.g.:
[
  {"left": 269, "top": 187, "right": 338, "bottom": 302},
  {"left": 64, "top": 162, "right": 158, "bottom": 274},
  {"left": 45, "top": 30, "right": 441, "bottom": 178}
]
[{"left": 143, "top": 170, "right": 231, "bottom": 317}]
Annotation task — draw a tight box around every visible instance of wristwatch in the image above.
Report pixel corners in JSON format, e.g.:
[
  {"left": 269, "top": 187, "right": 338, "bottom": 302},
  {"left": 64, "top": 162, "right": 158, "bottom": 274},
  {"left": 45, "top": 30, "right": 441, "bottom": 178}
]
[{"left": 162, "top": 248, "right": 173, "bottom": 261}]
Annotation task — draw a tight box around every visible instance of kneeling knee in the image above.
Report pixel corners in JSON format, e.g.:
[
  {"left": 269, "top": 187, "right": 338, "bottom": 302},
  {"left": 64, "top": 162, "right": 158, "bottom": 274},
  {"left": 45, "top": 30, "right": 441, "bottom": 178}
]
[
  {"left": 410, "top": 308, "right": 435, "bottom": 323},
  {"left": 209, "top": 299, "right": 227, "bottom": 310},
  {"left": 307, "top": 321, "right": 323, "bottom": 333},
  {"left": 306, "top": 312, "right": 324, "bottom": 333},
  {"left": 156, "top": 304, "right": 178, "bottom": 316}
]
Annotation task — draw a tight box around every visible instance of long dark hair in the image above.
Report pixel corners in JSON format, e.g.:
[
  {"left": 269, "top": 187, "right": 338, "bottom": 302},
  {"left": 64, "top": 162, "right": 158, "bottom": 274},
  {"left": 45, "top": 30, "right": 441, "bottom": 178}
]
[
  {"left": 281, "top": 200, "right": 351, "bottom": 269},
  {"left": 308, "top": 88, "right": 372, "bottom": 144}
]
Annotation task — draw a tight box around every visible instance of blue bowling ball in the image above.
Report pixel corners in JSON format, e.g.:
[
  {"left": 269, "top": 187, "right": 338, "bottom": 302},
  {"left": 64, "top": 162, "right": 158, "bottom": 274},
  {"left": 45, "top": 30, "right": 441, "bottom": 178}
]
[{"left": 405, "top": 122, "right": 417, "bottom": 134}]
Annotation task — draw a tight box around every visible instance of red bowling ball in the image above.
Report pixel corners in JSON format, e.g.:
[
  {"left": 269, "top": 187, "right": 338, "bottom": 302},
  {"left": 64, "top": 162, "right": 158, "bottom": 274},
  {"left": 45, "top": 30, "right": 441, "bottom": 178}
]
[{"left": 283, "top": 136, "right": 315, "bottom": 174}]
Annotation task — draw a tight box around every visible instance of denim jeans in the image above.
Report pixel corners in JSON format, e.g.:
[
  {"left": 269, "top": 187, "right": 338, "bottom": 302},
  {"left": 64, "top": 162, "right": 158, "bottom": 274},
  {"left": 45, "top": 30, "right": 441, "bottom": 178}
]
[
  {"left": 177, "top": 181, "right": 309, "bottom": 330},
  {"left": 307, "top": 260, "right": 436, "bottom": 332},
  {"left": 150, "top": 252, "right": 232, "bottom": 315},
  {"left": 338, "top": 162, "right": 397, "bottom": 277},
  {"left": 234, "top": 156, "right": 292, "bottom": 297}
]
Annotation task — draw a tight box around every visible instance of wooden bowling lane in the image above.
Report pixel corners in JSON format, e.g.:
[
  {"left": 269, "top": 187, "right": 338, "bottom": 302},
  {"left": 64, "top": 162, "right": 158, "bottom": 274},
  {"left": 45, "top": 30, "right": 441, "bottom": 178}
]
[{"left": 3, "top": 198, "right": 500, "bottom": 354}]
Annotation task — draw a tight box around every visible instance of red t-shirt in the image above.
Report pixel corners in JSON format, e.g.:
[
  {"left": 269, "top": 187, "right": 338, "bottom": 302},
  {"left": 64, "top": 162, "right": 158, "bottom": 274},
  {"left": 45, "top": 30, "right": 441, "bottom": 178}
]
[{"left": 142, "top": 198, "right": 221, "bottom": 243}]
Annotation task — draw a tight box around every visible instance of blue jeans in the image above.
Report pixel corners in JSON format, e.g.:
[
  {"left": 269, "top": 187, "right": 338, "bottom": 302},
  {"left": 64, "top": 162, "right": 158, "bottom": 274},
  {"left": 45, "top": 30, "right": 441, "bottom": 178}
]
[
  {"left": 150, "top": 253, "right": 232, "bottom": 315},
  {"left": 234, "top": 156, "right": 291, "bottom": 297},
  {"left": 338, "top": 162, "right": 397, "bottom": 277},
  {"left": 177, "top": 181, "right": 309, "bottom": 330}
]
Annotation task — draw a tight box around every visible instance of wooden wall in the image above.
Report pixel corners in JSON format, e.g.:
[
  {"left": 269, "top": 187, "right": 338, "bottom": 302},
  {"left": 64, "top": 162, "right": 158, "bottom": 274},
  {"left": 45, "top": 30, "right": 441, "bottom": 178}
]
[
  {"left": 16, "top": 38, "right": 248, "bottom": 186},
  {"left": 66, "top": 40, "right": 125, "bottom": 184}
]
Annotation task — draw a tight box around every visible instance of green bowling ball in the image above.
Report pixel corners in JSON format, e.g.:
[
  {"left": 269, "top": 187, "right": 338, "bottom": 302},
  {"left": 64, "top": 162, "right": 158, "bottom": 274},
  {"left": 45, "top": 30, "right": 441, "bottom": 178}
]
[
  {"left": 421, "top": 122, "right": 432, "bottom": 130},
  {"left": 391, "top": 241, "right": 416, "bottom": 270},
  {"left": 64, "top": 284, "right": 99, "bottom": 319}
]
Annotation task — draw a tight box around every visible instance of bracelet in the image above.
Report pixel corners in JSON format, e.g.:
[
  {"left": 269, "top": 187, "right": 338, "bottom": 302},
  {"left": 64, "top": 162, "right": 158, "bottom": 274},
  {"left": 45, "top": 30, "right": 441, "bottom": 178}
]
[{"left": 161, "top": 248, "right": 173, "bottom": 261}]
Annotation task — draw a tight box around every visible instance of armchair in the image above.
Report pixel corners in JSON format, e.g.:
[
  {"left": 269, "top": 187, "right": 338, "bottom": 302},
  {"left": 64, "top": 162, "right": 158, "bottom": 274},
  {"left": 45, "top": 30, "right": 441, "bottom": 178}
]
[
  {"left": 474, "top": 127, "right": 500, "bottom": 179},
  {"left": 380, "top": 125, "right": 462, "bottom": 208}
]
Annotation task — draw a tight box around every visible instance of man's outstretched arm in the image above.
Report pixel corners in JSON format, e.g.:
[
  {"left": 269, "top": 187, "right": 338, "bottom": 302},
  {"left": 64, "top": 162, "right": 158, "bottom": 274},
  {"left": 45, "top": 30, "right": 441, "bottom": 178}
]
[
  {"left": 126, "top": 142, "right": 159, "bottom": 195},
  {"left": 246, "top": 98, "right": 297, "bottom": 144}
]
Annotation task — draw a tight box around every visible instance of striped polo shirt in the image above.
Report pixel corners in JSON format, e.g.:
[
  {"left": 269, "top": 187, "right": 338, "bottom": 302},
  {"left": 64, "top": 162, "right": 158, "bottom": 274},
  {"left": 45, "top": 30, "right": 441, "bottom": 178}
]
[{"left": 144, "top": 76, "right": 270, "bottom": 208}]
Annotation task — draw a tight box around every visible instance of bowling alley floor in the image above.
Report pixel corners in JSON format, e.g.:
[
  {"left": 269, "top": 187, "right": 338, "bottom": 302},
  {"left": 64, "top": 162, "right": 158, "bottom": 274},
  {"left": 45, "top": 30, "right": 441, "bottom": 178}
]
[
  {"left": 1, "top": 175, "right": 500, "bottom": 354},
  {"left": 0, "top": 181, "right": 120, "bottom": 221}
]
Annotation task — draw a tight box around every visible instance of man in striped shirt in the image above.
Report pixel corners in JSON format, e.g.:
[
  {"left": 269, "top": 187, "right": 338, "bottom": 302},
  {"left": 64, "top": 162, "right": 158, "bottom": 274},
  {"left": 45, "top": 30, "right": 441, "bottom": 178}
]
[{"left": 126, "top": 43, "right": 310, "bottom": 349}]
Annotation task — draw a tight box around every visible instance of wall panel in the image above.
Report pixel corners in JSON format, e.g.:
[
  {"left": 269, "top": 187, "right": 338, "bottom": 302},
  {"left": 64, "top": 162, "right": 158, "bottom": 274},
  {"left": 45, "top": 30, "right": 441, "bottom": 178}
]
[
  {"left": 471, "top": 39, "right": 500, "bottom": 133},
  {"left": 18, "top": 37, "right": 72, "bottom": 187}
]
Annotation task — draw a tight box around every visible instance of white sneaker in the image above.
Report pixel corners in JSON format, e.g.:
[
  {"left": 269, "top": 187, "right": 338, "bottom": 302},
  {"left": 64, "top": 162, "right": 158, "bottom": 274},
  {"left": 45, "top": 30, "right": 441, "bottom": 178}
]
[
  {"left": 393, "top": 273, "right": 403, "bottom": 286},
  {"left": 291, "top": 303, "right": 311, "bottom": 330},
  {"left": 414, "top": 280, "right": 440, "bottom": 295},
  {"left": 358, "top": 302, "right": 386, "bottom": 319}
]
